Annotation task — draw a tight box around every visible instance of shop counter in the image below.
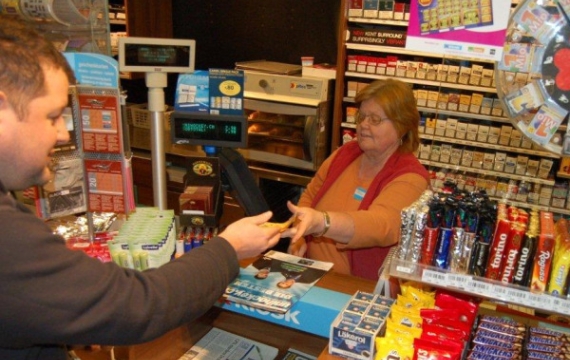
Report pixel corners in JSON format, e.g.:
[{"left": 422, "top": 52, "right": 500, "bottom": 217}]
[{"left": 76, "top": 269, "right": 376, "bottom": 360}]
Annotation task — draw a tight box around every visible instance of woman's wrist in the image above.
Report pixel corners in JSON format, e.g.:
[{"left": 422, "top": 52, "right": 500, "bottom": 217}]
[{"left": 312, "top": 211, "right": 331, "bottom": 237}]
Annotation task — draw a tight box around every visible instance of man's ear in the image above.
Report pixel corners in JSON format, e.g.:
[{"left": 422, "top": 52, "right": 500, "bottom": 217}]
[{"left": 0, "top": 91, "right": 8, "bottom": 111}]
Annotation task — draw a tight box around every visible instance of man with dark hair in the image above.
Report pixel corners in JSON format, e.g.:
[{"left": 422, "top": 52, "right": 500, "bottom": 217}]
[{"left": 0, "top": 15, "right": 282, "bottom": 359}]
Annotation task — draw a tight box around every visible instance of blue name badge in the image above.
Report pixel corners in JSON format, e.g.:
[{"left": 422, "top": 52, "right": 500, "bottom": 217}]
[{"left": 354, "top": 187, "right": 366, "bottom": 201}]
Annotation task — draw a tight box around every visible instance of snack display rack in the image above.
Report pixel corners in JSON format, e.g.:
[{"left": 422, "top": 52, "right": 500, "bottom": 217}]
[{"left": 389, "top": 258, "right": 570, "bottom": 317}]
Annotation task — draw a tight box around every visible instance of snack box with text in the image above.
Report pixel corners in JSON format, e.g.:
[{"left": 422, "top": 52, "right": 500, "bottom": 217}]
[{"left": 329, "top": 291, "right": 393, "bottom": 360}]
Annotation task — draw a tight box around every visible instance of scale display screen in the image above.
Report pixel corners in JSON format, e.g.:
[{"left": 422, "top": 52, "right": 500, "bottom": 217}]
[
  {"left": 171, "top": 112, "right": 247, "bottom": 148},
  {"left": 118, "top": 37, "right": 195, "bottom": 73}
]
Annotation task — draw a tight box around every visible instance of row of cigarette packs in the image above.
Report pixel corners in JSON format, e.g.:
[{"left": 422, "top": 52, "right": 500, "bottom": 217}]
[
  {"left": 346, "top": 81, "right": 504, "bottom": 118},
  {"left": 347, "top": 56, "right": 497, "bottom": 89}
]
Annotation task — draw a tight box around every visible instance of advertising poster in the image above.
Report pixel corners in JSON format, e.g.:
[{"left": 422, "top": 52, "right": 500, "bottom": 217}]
[
  {"left": 405, "top": 0, "right": 512, "bottom": 61},
  {"left": 79, "top": 93, "right": 122, "bottom": 154},
  {"left": 85, "top": 159, "right": 126, "bottom": 213}
]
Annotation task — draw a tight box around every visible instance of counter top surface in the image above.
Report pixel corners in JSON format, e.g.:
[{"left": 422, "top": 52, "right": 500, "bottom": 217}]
[{"left": 75, "top": 267, "right": 376, "bottom": 360}]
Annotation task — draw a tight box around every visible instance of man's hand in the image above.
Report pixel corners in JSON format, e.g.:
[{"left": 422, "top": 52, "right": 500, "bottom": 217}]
[{"left": 219, "top": 211, "right": 282, "bottom": 260}]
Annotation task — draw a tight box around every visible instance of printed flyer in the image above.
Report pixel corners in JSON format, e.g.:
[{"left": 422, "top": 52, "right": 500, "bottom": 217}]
[{"left": 224, "top": 251, "right": 333, "bottom": 314}]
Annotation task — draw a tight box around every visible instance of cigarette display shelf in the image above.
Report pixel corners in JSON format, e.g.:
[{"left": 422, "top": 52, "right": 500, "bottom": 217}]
[
  {"left": 389, "top": 257, "right": 570, "bottom": 317},
  {"left": 333, "top": 0, "right": 506, "bottom": 150},
  {"left": 342, "top": 101, "right": 512, "bottom": 126},
  {"left": 345, "top": 70, "right": 497, "bottom": 94},
  {"left": 418, "top": 159, "right": 554, "bottom": 187},
  {"left": 420, "top": 134, "right": 559, "bottom": 160},
  {"left": 332, "top": 0, "right": 570, "bottom": 216},
  {"left": 346, "top": 43, "right": 496, "bottom": 65}
]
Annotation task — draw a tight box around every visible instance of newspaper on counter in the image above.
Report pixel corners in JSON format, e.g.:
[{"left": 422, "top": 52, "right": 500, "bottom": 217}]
[{"left": 178, "top": 327, "right": 278, "bottom": 360}]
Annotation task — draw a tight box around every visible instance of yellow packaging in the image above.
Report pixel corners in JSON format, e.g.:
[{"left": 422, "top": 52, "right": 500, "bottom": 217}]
[
  {"left": 390, "top": 305, "right": 423, "bottom": 329},
  {"left": 385, "top": 318, "right": 423, "bottom": 338},
  {"left": 548, "top": 218, "right": 570, "bottom": 296},
  {"left": 399, "top": 282, "right": 435, "bottom": 308},
  {"left": 375, "top": 336, "right": 414, "bottom": 360}
]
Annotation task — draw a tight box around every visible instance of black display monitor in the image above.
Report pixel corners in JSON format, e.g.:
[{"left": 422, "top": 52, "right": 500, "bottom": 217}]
[
  {"left": 171, "top": 112, "right": 247, "bottom": 148},
  {"left": 218, "top": 147, "right": 270, "bottom": 217},
  {"left": 118, "top": 37, "right": 196, "bottom": 73}
]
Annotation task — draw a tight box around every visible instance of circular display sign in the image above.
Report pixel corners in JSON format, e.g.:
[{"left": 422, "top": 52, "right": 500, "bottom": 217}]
[
  {"left": 541, "top": 24, "right": 570, "bottom": 110},
  {"left": 496, "top": 0, "right": 570, "bottom": 155},
  {"left": 218, "top": 80, "right": 242, "bottom": 97}
]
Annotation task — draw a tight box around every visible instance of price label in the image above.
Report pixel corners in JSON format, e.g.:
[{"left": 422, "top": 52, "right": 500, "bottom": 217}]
[
  {"left": 553, "top": 298, "right": 570, "bottom": 316},
  {"left": 528, "top": 293, "right": 547, "bottom": 309},
  {"left": 549, "top": 296, "right": 562, "bottom": 313},
  {"left": 422, "top": 269, "right": 447, "bottom": 286},
  {"left": 537, "top": 295, "right": 555, "bottom": 312},
  {"left": 395, "top": 265, "right": 413, "bottom": 274},
  {"left": 505, "top": 287, "right": 528, "bottom": 304},
  {"left": 448, "top": 273, "right": 471, "bottom": 290},
  {"left": 469, "top": 279, "right": 492, "bottom": 296},
  {"left": 490, "top": 284, "right": 509, "bottom": 301}
]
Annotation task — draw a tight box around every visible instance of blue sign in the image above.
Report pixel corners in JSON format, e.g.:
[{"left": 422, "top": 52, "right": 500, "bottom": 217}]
[{"left": 63, "top": 53, "right": 119, "bottom": 89}]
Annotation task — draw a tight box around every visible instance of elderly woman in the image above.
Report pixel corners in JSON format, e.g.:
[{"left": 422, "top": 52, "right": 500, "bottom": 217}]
[{"left": 284, "top": 79, "right": 429, "bottom": 280}]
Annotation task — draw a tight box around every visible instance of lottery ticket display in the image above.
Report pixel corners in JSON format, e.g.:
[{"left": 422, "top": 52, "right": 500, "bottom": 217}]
[{"left": 496, "top": 0, "right": 570, "bottom": 155}]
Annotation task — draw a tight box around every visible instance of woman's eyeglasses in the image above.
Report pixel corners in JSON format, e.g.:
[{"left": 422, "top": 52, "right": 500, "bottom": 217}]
[{"left": 355, "top": 111, "right": 390, "bottom": 126}]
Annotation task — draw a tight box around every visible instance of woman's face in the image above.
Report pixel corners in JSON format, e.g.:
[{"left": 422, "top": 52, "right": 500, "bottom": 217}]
[{"left": 356, "top": 98, "right": 400, "bottom": 156}]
